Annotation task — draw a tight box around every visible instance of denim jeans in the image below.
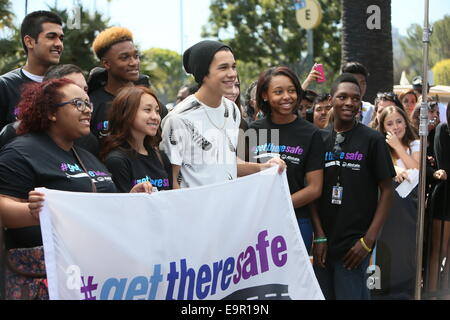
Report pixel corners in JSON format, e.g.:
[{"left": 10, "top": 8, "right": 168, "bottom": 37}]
[
  {"left": 313, "top": 254, "right": 371, "bottom": 300},
  {"left": 297, "top": 218, "right": 313, "bottom": 255}
]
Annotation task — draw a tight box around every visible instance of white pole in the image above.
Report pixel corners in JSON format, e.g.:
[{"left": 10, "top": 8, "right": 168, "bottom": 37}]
[
  {"left": 180, "top": 0, "right": 184, "bottom": 55},
  {"left": 414, "top": 0, "right": 430, "bottom": 301}
]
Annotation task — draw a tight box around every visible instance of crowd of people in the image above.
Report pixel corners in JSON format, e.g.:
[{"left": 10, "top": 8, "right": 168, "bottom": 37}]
[{"left": 0, "top": 10, "right": 449, "bottom": 300}]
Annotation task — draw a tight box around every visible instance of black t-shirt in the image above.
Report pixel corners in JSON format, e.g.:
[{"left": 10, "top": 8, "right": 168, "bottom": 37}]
[
  {"left": 0, "top": 133, "right": 116, "bottom": 249},
  {"left": 0, "top": 68, "right": 33, "bottom": 130},
  {"left": 433, "top": 123, "right": 450, "bottom": 219},
  {"left": 104, "top": 146, "right": 173, "bottom": 193},
  {"left": 249, "top": 117, "right": 324, "bottom": 218},
  {"left": 318, "top": 123, "right": 395, "bottom": 261},
  {"left": 0, "top": 121, "right": 100, "bottom": 156},
  {"left": 90, "top": 87, "right": 115, "bottom": 139},
  {"left": 0, "top": 121, "right": 19, "bottom": 150}
]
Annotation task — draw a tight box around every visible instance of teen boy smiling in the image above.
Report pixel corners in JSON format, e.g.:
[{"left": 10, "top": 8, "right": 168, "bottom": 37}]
[{"left": 160, "top": 40, "right": 285, "bottom": 189}]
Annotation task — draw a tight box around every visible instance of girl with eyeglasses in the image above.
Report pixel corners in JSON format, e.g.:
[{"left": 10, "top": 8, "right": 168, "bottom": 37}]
[
  {"left": 0, "top": 78, "right": 153, "bottom": 299},
  {"left": 249, "top": 66, "right": 324, "bottom": 254}
]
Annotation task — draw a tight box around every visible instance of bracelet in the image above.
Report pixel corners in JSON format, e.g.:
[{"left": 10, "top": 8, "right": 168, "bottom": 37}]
[
  {"left": 313, "top": 237, "right": 327, "bottom": 243},
  {"left": 360, "top": 237, "right": 372, "bottom": 253}
]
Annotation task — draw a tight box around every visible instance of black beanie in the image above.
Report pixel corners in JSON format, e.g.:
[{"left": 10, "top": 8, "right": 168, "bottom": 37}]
[{"left": 183, "top": 40, "right": 233, "bottom": 85}]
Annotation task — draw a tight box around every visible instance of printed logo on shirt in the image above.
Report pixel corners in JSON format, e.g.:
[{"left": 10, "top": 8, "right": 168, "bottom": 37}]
[
  {"left": 252, "top": 143, "right": 304, "bottom": 156},
  {"left": 60, "top": 162, "right": 111, "bottom": 181},
  {"left": 132, "top": 175, "right": 170, "bottom": 190},
  {"left": 324, "top": 151, "right": 365, "bottom": 171},
  {"left": 60, "top": 162, "right": 82, "bottom": 173},
  {"left": 252, "top": 143, "right": 303, "bottom": 165},
  {"left": 96, "top": 120, "right": 109, "bottom": 137}
]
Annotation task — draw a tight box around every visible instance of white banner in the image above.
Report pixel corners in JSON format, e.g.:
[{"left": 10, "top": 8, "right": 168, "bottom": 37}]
[{"left": 39, "top": 167, "right": 323, "bottom": 300}]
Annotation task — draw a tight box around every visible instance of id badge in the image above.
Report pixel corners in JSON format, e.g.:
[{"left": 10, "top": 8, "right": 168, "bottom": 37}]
[{"left": 331, "top": 185, "right": 343, "bottom": 205}]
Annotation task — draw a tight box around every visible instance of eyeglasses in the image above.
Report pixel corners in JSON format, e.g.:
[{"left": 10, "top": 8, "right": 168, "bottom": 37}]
[
  {"left": 54, "top": 98, "right": 94, "bottom": 112},
  {"left": 428, "top": 102, "right": 438, "bottom": 109},
  {"left": 333, "top": 132, "right": 345, "bottom": 158}
]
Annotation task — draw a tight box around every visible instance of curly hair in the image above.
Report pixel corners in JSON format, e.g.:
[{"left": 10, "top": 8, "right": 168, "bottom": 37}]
[
  {"left": 92, "top": 27, "right": 133, "bottom": 60},
  {"left": 99, "top": 86, "right": 163, "bottom": 161},
  {"left": 16, "top": 78, "right": 74, "bottom": 135}
]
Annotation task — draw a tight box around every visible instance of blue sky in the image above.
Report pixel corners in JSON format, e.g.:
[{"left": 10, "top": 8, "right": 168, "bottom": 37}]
[{"left": 10, "top": 0, "right": 450, "bottom": 53}]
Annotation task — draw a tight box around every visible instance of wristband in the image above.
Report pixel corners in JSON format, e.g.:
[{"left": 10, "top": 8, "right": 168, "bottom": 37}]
[
  {"left": 360, "top": 237, "right": 372, "bottom": 253},
  {"left": 313, "top": 237, "right": 327, "bottom": 243}
]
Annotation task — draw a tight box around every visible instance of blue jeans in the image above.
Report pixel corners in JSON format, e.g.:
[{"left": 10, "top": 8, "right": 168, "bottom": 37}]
[
  {"left": 297, "top": 218, "right": 313, "bottom": 255},
  {"left": 313, "top": 254, "right": 371, "bottom": 300}
]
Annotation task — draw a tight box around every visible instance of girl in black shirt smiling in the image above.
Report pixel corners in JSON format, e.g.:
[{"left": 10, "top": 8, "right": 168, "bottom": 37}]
[
  {"left": 249, "top": 66, "right": 324, "bottom": 254},
  {"left": 100, "top": 86, "right": 172, "bottom": 192}
]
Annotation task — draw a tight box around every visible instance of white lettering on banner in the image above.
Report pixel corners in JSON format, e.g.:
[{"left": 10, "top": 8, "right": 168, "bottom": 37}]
[{"left": 39, "top": 166, "right": 324, "bottom": 300}]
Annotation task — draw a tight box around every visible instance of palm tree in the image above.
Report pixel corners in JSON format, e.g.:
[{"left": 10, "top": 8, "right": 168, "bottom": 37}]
[
  {"left": 341, "top": 0, "right": 393, "bottom": 103},
  {"left": 0, "top": 0, "right": 14, "bottom": 30}
]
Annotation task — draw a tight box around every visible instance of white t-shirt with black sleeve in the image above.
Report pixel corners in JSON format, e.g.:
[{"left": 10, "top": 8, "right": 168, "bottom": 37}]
[{"left": 160, "top": 95, "right": 241, "bottom": 188}]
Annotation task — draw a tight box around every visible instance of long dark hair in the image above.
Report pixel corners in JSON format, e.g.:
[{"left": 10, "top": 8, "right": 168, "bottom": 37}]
[
  {"left": 99, "top": 86, "right": 162, "bottom": 161},
  {"left": 377, "top": 106, "right": 418, "bottom": 152}
]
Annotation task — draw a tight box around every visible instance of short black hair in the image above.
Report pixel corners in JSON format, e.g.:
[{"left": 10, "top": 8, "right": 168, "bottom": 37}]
[
  {"left": 181, "top": 84, "right": 198, "bottom": 95},
  {"left": 330, "top": 73, "right": 361, "bottom": 97},
  {"left": 341, "top": 62, "right": 369, "bottom": 80},
  {"left": 20, "top": 10, "right": 63, "bottom": 54},
  {"left": 313, "top": 93, "right": 330, "bottom": 105},
  {"left": 44, "top": 64, "right": 84, "bottom": 81}
]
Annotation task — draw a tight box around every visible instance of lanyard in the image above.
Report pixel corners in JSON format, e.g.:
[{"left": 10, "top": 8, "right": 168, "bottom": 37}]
[{"left": 330, "top": 123, "right": 358, "bottom": 186}]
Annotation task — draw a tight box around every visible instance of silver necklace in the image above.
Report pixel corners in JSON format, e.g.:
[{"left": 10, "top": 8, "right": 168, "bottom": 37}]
[{"left": 203, "top": 105, "right": 228, "bottom": 130}]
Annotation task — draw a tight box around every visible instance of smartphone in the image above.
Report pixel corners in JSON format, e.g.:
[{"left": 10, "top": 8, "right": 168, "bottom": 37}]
[{"left": 314, "top": 63, "right": 326, "bottom": 83}]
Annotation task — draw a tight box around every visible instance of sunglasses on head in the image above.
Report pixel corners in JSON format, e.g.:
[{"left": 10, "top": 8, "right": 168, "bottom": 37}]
[
  {"left": 377, "top": 92, "right": 397, "bottom": 101},
  {"left": 333, "top": 132, "right": 345, "bottom": 158}
]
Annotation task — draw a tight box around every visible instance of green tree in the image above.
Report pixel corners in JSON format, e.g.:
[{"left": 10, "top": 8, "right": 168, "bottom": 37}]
[
  {"left": 341, "top": 0, "right": 393, "bottom": 102},
  {"left": 202, "top": 0, "right": 341, "bottom": 92},
  {"left": 50, "top": 4, "right": 110, "bottom": 73},
  {"left": 0, "top": 0, "right": 14, "bottom": 30},
  {"left": 140, "top": 48, "right": 188, "bottom": 104},
  {"left": 398, "top": 24, "right": 424, "bottom": 81},
  {"left": 0, "top": 3, "right": 111, "bottom": 75},
  {"left": 0, "top": 0, "right": 21, "bottom": 74},
  {"left": 432, "top": 59, "right": 450, "bottom": 85},
  {"left": 398, "top": 15, "right": 450, "bottom": 84}
]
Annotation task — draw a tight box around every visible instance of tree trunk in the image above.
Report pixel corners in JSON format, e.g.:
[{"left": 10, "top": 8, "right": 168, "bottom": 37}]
[{"left": 341, "top": 0, "right": 393, "bottom": 103}]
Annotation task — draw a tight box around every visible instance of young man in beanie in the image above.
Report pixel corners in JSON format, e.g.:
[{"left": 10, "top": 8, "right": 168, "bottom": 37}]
[
  {"left": 0, "top": 10, "right": 64, "bottom": 131},
  {"left": 160, "top": 40, "right": 285, "bottom": 188}
]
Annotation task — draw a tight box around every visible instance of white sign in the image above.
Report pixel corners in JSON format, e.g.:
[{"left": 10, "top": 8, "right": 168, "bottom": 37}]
[{"left": 39, "top": 167, "right": 324, "bottom": 300}]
